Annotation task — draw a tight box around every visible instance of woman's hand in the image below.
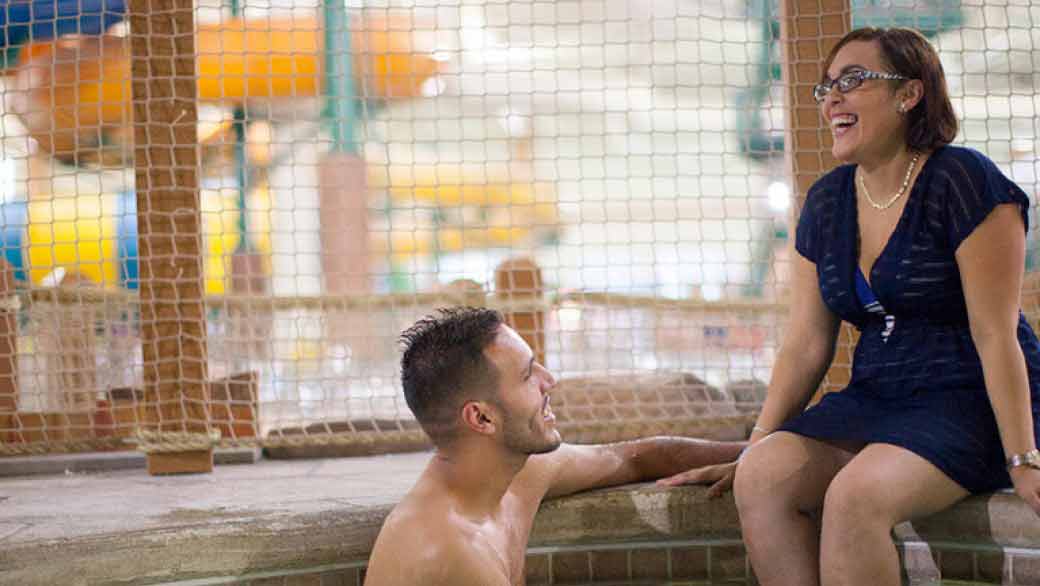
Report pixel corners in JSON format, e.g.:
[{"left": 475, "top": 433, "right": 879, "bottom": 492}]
[
  {"left": 656, "top": 461, "right": 738, "bottom": 498},
  {"left": 1010, "top": 466, "right": 1040, "bottom": 516}
]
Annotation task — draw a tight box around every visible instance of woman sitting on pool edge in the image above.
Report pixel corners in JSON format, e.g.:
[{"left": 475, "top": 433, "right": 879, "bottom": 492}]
[{"left": 663, "top": 27, "right": 1040, "bottom": 586}]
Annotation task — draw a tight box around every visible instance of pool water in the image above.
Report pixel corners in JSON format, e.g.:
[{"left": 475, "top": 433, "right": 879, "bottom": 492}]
[{"left": 573, "top": 581, "right": 1000, "bottom": 585}]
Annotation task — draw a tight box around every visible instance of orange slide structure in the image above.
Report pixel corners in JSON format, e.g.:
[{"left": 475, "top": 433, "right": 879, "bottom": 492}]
[{"left": 7, "top": 15, "right": 441, "bottom": 166}]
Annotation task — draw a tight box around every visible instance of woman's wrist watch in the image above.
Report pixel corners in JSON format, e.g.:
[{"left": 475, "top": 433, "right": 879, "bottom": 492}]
[{"left": 1006, "top": 449, "right": 1040, "bottom": 471}]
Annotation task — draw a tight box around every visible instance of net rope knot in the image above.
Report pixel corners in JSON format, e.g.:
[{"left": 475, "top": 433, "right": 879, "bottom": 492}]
[
  {"left": 127, "top": 429, "right": 222, "bottom": 453},
  {"left": 0, "top": 295, "right": 21, "bottom": 312}
]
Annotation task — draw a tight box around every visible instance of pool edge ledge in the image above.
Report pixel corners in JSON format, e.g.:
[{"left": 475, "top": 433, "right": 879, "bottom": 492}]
[{"left": 0, "top": 484, "right": 1036, "bottom": 585}]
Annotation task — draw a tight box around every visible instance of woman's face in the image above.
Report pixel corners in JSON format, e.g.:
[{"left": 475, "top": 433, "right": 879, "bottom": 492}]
[{"left": 819, "top": 40, "right": 908, "bottom": 164}]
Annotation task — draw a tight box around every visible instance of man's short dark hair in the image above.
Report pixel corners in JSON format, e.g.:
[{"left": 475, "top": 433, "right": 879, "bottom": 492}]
[{"left": 399, "top": 307, "right": 504, "bottom": 443}]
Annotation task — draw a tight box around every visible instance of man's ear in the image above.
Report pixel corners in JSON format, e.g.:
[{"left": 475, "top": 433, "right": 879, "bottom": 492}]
[{"left": 461, "top": 401, "right": 497, "bottom": 435}]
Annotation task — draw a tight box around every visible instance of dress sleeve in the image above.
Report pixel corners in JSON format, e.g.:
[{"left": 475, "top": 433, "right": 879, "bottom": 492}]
[
  {"left": 943, "top": 149, "right": 1030, "bottom": 251},
  {"left": 795, "top": 180, "right": 826, "bottom": 264}
]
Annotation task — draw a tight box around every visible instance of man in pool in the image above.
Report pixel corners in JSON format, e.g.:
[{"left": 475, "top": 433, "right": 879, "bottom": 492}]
[{"left": 364, "top": 307, "right": 745, "bottom": 585}]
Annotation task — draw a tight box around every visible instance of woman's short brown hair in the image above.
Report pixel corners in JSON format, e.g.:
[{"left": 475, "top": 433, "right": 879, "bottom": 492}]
[{"left": 822, "top": 27, "right": 958, "bottom": 152}]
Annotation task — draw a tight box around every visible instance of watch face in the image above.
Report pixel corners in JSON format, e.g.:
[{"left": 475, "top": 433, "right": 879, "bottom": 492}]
[{"left": 1008, "top": 450, "right": 1040, "bottom": 470}]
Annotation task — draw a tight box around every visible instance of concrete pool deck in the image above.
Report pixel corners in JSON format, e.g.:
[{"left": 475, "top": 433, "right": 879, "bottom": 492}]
[{"left": 0, "top": 451, "right": 1038, "bottom": 585}]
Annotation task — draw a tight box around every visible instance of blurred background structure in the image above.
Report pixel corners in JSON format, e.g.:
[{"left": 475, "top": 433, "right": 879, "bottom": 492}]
[{"left": 0, "top": 0, "right": 1035, "bottom": 472}]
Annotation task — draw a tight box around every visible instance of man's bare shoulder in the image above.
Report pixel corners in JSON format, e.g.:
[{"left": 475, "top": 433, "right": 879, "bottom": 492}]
[
  {"left": 364, "top": 495, "right": 509, "bottom": 586},
  {"left": 511, "top": 443, "right": 583, "bottom": 497}
]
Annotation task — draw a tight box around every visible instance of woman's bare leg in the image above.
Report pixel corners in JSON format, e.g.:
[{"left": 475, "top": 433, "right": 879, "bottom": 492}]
[
  {"left": 820, "top": 443, "right": 969, "bottom": 586},
  {"left": 734, "top": 432, "right": 859, "bottom": 586}
]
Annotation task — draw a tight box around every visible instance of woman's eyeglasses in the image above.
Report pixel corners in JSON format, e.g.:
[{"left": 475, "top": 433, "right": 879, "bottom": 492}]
[{"left": 813, "top": 70, "right": 908, "bottom": 103}]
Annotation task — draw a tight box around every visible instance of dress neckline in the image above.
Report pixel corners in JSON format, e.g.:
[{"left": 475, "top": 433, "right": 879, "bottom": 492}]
[
  {"left": 851, "top": 147, "right": 944, "bottom": 290},
  {"left": 854, "top": 265, "right": 879, "bottom": 308}
]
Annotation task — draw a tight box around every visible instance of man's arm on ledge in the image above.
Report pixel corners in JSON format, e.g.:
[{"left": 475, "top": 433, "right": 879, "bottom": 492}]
[{"left": 535, "top": 437, "right": 746, "bottom": 499}]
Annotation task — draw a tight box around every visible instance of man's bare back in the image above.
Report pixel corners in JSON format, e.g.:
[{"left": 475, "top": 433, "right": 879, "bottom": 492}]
[
  {"left": 364, "top": 440, "right": 743, "bottom": 586},
  {"left": 365, "top": 454, "right": 552, "bottom": 585}
]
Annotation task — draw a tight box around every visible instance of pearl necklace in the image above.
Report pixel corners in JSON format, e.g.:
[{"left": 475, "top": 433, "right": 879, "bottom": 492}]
[{"left": 857, "top": 153, "right": 921, "bottom": 211}]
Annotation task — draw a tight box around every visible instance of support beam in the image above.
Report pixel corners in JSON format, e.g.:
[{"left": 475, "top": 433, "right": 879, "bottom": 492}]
[
  {"left": 0, "top": 260, "right": 17, "bottom": 413},
  {"left": 496, "top": 258, "right": 546, "bottom": 367},
  {"left": 780, "top": 0, "right": 852, "bottom": 401},
  {"left": 127, "top": 0, "right": 212, "bottom": 473},
  {"left": 318, "top": 5, "right": 371, "bottom": 357}
]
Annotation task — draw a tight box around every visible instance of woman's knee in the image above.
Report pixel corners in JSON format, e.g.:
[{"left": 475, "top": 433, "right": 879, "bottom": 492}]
[
  {"left": 734, "top": 432, "right": 850, "bottom": 516},
  {"left": 733, "top": 440, "right": 778, "bottom": 504},
  {"left": 822, "top": 444, "right": 968, "bottom": 534},
  {"left": 821, "top": 466, "right": 893, "bottom": 533},
  {"left": 733, "top": 444, "right": 773, "bottom": 509},
  {"left": 733, "top": 454, "right": 776, "bottom": 528}
]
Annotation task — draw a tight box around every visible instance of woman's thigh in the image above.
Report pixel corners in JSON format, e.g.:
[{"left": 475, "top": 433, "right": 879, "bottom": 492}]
[
  {"left": 735, "top": 431, "right": 862, "bottom": 514},
  {"left": 823, "top": 442, "right": 969, "bottom": 526}
]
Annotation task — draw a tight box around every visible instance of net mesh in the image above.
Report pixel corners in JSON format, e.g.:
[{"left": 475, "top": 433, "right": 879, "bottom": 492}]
[{"left": 0, "top": 0, "right": 1036, "bottom": 456}]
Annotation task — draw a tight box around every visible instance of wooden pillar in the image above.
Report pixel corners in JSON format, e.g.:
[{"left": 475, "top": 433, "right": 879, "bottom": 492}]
[
  {"left": 319, "top": 153, "right": 371, "bottom": 361},
  {"left": 319, "top": 154, "right": 370, "bottom": 295},
  {"left": 444, "top": 278, "right": 487, "bottom": 308},
  {"left": 127, "top": 0, "right": 213, "bottom": 474},
  {"left": 319, "top": 3, "right": 369, "bottom": 299},
  {"left": 208, "top": 371, "right": 258, "bottom": 440},
  {"left": 780, "top": 0, "right": 852, "bottom": 400},
  {"left": 53, "top": 274, "right": 100, "bottom": 412},
  {"left": 495, "top": 258, "right": 545, "bottom": 366},
  {"left": 0, "top": 259, "right": 16, "bottom": 413}
]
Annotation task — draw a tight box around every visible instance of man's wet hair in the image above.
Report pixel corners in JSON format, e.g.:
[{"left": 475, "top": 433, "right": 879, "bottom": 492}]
[{"left": 399, "top": 307, "right": 504, "bottom": 444}]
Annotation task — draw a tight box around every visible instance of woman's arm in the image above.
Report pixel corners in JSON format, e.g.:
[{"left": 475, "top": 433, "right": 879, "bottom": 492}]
[
  {"left": 656, "top": 251, "right": 841, "bottom": 495},
  {"left": 751, "top": 251, "right": 842, "bottom": 442},
  {"left": 958, "top": 203, "right": 1040, "bottom": 513}
]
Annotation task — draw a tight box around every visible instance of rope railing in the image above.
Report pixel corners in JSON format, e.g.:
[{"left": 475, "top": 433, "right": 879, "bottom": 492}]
[{"left": 24, "top": 286, "right": 785, "bottom": 314}]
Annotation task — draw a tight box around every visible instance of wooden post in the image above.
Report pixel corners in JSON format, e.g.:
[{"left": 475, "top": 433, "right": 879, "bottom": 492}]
[
  {"left": 780, "top": 0, "right": 852, "bottom": 401},
  {"left": 54, "top": 272, "right": 100, "bottom": 412},
  {"left": 319, "top": 152, "right": 371, "bottom": 362},
  {"left": 319, "top": 3, "right": 369, "bottom": 298},
  {"left": 229, "top": 251, "right": 271, "bottom": 359},
  {"left": 444, "top": 278, "right": 487, "bottom": 308},
  {"left": 0, "top": 258, "right": 17, "bottom": 446},
  {"left": 495, "top": 258, "right": 545, "bottom": 366},
  {"left": 319, "top": 154, "right": 370, "bottom": 296},
  {"left": 208, "top": 371, "right": 259, "bottom": 440},
  {"left": 0, "top": 259, "right": 17, "bottom": 413},
  {"left": 127, "top": 0, "right": 213, "bottom": 473}
]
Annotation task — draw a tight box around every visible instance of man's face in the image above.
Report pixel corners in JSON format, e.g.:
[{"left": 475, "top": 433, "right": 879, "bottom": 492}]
[{"left": 483, "top": 325, "right": 561, "bottom": 455}]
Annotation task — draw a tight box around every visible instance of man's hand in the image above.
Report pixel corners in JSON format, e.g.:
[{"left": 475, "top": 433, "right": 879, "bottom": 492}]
[{"left": 655, "top": 460, "right": 737, "bottom": 498}]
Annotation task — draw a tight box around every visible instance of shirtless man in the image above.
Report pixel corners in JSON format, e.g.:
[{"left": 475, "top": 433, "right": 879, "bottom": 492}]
[{"left": 364, "top": 307, "right": 745, "bottom": 586}]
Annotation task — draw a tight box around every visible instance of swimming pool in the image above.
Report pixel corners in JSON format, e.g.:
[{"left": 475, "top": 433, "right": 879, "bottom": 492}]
[
  {"left": 525, "top": 542, "right": 1017, "bottom": 585},
  {"left": 3, "top": 451, "right": 1035, "bottom": 585},
  {"left": 571, "top": 582, "right": 999, "bottom": 585}
]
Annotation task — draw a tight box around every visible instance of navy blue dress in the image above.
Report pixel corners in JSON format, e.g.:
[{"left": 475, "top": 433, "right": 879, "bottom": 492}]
[{"left": 780, "top": 145, "right": 1040, "bottom": 494}]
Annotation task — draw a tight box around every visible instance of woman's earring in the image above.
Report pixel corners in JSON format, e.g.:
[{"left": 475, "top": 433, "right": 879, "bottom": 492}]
[{"left": 898, "top": 103, "right": 907, "bottom": 114}]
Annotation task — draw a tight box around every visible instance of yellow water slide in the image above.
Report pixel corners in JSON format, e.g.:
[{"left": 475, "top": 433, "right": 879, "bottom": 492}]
[
  {"left": 3, "top": 15, "right": 560, "bottom": 291},
  {"left": 7, "top": 15, "right": 441, "bottom": 166},
  {"left": 368, "top": 165, "right": 560, "bottom": 256}
]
